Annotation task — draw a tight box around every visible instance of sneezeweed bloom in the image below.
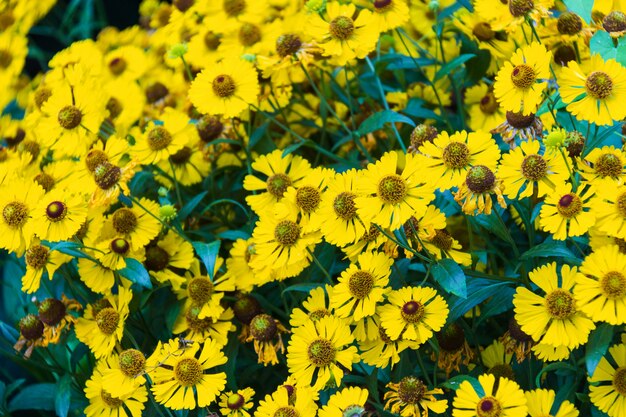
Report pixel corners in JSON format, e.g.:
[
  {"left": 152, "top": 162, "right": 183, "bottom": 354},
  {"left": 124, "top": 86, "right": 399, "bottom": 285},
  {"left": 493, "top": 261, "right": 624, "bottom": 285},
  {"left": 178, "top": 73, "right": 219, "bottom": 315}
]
[
  {"left": 513, "top": 263, "right": 595, "bottom": 350},
  {"left": 464, "top": 83, "right": 506, "bottom": 132},
  {"left": 589, "top": 343, "right": 626, "bottom": 417},
  {"left": 243, "top": 149, "right": 313, "bottom": 215},
  {"left": 101, "top": 348, "right": 147, "bottom": 399},
  {"left": 173, "top": 303, "right": 236, "bottom": 346},
  {"left": 559, "top": 54, "right": 626, "bottom": 125},
  {"left": 491, "top": 110, "right": 544, "bottom": 147},
  {"left": 134, "top": 108, "right": 195, "bottom": 164},
  {"left": 525, "top": 389, "right": 579, "bottom": 417},
  {"left": 246, "top": 313, "right": 288, "bottom": 366},
  {"left": 481, "top": 340, "right": 515, "bottom": 382},
  {"left": 454, "top": 165, "right": 506, "bottom": 215},
  {"left": 331, "top": 251, "right": 392, "bottom": 322},
  {"left": 417, "top": 130, "right": 500, "bottom": 191},
  {"left": 575, "top": 245, "right": 626, "bottom": 325},
  {"left": 89, "top": 159, "right": 137, "bottom": 208},
  {"left": 13, "top": 314, "right": 47, "bottom": 358},
  {"left": 369, "top": 0, "right": 409, "bottom": 32},
  {"left": 494, "top": 43, "right": 551, "bottom": 115},
  {"left": 32, "top": 190, "right": 88, "bottom": 242},
  {"left": 594, "top": 184, "right": 626, "bottom": 239},
  {"left": 38, "top": 295, "right": 81, "bottom": 345},
  {"left": 147, "top": 338, "right": 227, "bottom": 410},
  {"left": 452, "top": 374, "right": 527, "bottom": 417},
  {"left": 219, "top": 387, "right": 255, "bottom": 417},
  {"left": 497, "top": 140, "right": 569, "bottom": 199},
  {"left": 102, "top": 198, "right": 161, "bottom": 248},
  {"left": 287, "top": 315, "right": 359, "bottom": 390},
  {"left": 356, "top": 151, "right": 435, "bottom": 230},
  {"left": 290, "top": 286, "right": 334, "bottom": 328},
  {"left": 143, "top": 230, "right": 194, "bottom": 290},
  {"left": 188, "top": 57, "right": 260, "bottom": 118},
  {"left": 384, "top": 376, "right": 448, "bottom": 417},
  {"left": 75, "top": 287, "right": 133, "bottom": 359},
  {"left": 224, "top": 238, "right": 272, "bottom": 293},
  {"left": 579, "top": 146, "right": 626, "bottom": 187},
  {"left": 433, "top": 323, "right": 475, "bottom": 377},
  {"left": 94, "top": 236, "right": 145, "bottom": 271},
  {"left": 84, "top": 357, "right": 147, "bottom": 417},
  {"left": 308, "top": 2, "right": 378, "bottom": 65},
  {"left": 358, "top": 320, "right": 419, "bottom": 368},
  {"left": 500, "top": 316, "right": 536, "bottom": 363},
  {"left": 319, "top": 386, "right": 370, "bottom": 417},
  {"left": 0, "top": 178, "right": 45, "bottom": 255},
  {"left": 21, "top": 240, "right": 71, "bottom": 293},
  {"left": 539, "top": 183, "right": 595, "bottom": 240},
  {"left": 379, "top": 286, "right": 448, "bottom": 343},
  {"left": 255, "top": 384, "right": 317, "bottom": 417}
]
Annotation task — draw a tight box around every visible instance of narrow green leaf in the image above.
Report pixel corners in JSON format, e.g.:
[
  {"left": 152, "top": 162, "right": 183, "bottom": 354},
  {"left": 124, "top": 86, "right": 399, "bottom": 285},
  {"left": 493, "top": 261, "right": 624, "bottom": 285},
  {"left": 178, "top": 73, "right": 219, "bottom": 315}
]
[
  {"left": 281, "top": 283, "right": 324, "bottom": 296},
  {"left": 178, "top": 191, "right": 208, "bottom": 220},
  {"left": 586, "top": 324, "right": 614, "bottom": 376},
  {"left": 357, "top": 110, "right": 415, "bottom": 137},
  {"left": 193, "top": 241, "right": 221, "bottom": 279},
  {"left": 8, "top": 383, "right": 55, "bottom": 412},
  {"left": 118, "top": 258, "right": 152, "bottom": 289},
  {"left": 519, "top": 241, "right": 578, "bottom": 262},
  {"left": 434, "top": 54, "right": 475, "bottom": 81},
  {"left": 249, "top": 121, "right": 270, "bottom": 149},
  {"left": 534, "top": 362, "right": 577, "bottom": 388},
  {"left": 432, "top": 259, "right": 467, "bottom": 298},
  {"left": 54, "top": 375, "right": 71, "bottom": 417}
]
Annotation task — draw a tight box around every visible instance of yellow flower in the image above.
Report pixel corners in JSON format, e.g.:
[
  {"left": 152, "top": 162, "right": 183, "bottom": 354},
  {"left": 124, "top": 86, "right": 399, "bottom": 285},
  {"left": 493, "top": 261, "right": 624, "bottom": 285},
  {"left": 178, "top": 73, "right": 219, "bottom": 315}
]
[
  {"left": 453, "top": 165, "right": 506, "bottom": 216},
  {"left": 134, "top": 108, "right": 196, "bottom": 165},
  {"left": 173, "top": 302, "right": 236, "bottom": 346},
  {"left": 188, "top": 57, "right": 260, "bottom": 118},
  {"left": 286, "top": 315, "right": 359, "bottom": 390},
  {"left": 525, "top": 389, "right": 579, "bottom": 417},
  {"left": 319, "top": 387, "right": 369, "bottom": 417},
  {"left": 0, "top": 178, "right": 45, "bottom": 255},
  {"left": 219, "top": 387, "right": 255, "bottom": 417},
  {"left": 539, "top": 182, "right": 595, "bottom": 240},
  {"left": 384, "top": 376, "right": 448, "bottom": 417},
  {"left": 143, "top": 230, "right": 195, "bottom": 290},
  {"left": 32, "top": 189, "right": 88, "bottom": 242},
  {"left": 22, "top": 240, "right": 71, "bottom": 294},
  {"left": 589, "top": 343, "right": 626, "bottom": 417},
  {"left": 289, "top": 285, "right": 334, "bottom": 328},
  {"left": 494, "top": 43, "right": 551, "bottom": 115},
  {"left": 579, "top": 146, "right": 626, "bottom": 187},
  {"left": 358, "top": 318, "right": 419, "bottom": 368},
  {"left": 102, "top": 198, "right": 162, "bottom": 248},
  {"left": 452, "top": 374, "right": 527, "bottom": 417},
  {"left": 559, "top": 54, "right": 626, "bottom": 125},
  {"left": 255, "top": 385, "right": 317, "bottom": 417},
  {"left": 369, "top": 0, "right": 409, "bottom": 32},
  {"left": 0, "top": 31, "right": 28, "bottom": 78},
  {"left": 464, "top": 83, "right": 507, "bottom": 132},
  {"left": 101, "top": 349, "right": 148, "bottom": 399},
  {"left": 103, "top": 45, "right": 148, "bottom": 82},
  {"left": 147, "top": 338, "right": 227, "bottom": 410}
]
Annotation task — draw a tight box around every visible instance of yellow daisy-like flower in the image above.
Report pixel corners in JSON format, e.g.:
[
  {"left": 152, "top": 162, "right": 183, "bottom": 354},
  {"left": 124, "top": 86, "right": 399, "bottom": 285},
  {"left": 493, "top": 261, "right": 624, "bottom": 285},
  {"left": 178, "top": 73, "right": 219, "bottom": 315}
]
[
  {"left": 464, "top": 83, "right": 506, "bottom": 132},
  {"left": 452, "top": 374, "right": 527, "bottom": 417},
  {"left": 286, "top": 315, "right": 359, "bottom": 391},
  {"left": 219, "top": 387, "right": 255, "bottom": 417},
  {"left": 384, "top": 376, "right": 448, "bottom": 417},
  {"left": 102, "top": 198, "right": 162, "bottom": 248},
  {"left": 417, "top": 130, "right": 500, "bottom": 191},
  {"left": 224, "top": 238, "right": 272, "bottom": 293},
  {"left": 379, "top": 286, "right": 448, "bottom": 343},
  {"left": 143, "top": 230, "right": 195, "bottom": 291},
  {"left": 100, "top": 349, "right": 147, "bottom": 400},
  {"left": 188, "top": 57, "right": 260, "bottom": 118},
  {"left": 75, "top": 287, "right": 133, "bottom": 359},
  {"left": 255, "top": 385, "right": 317, "bottom": 417},
  {"left": 539, "top": 182, "right": 595, "bottom": 240},
  {"left": 22, "top": 240, "right": 71, "bottom": 294},
  {"left": 525, "top": 389, "right": 579, "bottom": 417},
  {"left": 331, "top": 251, "right": 392, "bottom": 321},
  {"left": 308, "top": 2, "right": 379, "bottom": 66},
  {"left": 589, "top": 343, "right": 626, "bottom": 417},
  {"left": 358, "top": 319, "right": 419, "bottom": 368},
  {"left": 289, "top": 285, "right": 334, "bottom": 328},
  {"left": 319, "top": 386, "right": 369, "bottom": 417},
  {"left": 369, "top": 0, "right": 409, "bottom": 32},
  {"left": 494, "top": 43, "right": 551, "bottom": 115},
  {"left": 84, "top": 356, "right": 147, "bottom": 417},
  {"left": 579, "top": 146, "right": 626, "bottom": 187},
  {"left": 513, "top": 263, "right": 595, "bottom": 349},
  {"left": 32, "top": 189, "right": 88, "bottom": 242},
  {"left": 0, "top": 31, "right": 28, "bottom": 78},
  {"left": 243, "top": 149, "right": 313, "bottom": 215},
  {"left": 148, "top": 338, "right": 227, "bottom": 410},
  {"left": 454, "top": 165, "right": 506, "bottom": 216},
  {"left": 575, "top": 245, "right": 626, "bottom": 325},
  {"left": 559, "top": 54, "right": 626, "bottom": 125},
  {"left": 173, "top": 303, "right": 236, "bottom": 346},
  {"left": 0, "top": 178, "right": 45, "bottom": 255},
  {"left": 498, "top": 140, "right": 569, "bottom": 199},
  {"left": 356, "top": 151, "right": 435, "bottom": 230},
  {"left": 594, "top": 184, "right": 626, "bottom": 239},
  {"left": 134, "top": 108, "right": 195, "bottom": 165}
]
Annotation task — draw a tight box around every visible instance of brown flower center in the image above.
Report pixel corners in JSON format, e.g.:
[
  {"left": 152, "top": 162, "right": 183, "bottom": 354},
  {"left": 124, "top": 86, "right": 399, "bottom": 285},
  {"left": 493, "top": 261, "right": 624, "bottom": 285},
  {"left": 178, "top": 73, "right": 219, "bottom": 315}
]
[
  {"left": 100, "top": 390, "right": 123, "bottom": 408},
  {"left": 348, "top": 270, "right": 375, "bottom": 299},
  {"left": 119, "top": 349, "right": 146, "bottom": 377},
  {"left": 401, "top": 300, "right": 425, "bottom": 323},
  {"left": 329, "top": 16, "right": 355, "bottom": 40},
  {"left": 144, "top": 245, "right": 170, "bottom": 271},
  {"left": 19, "top": 314, "right": 44, "bottom": 340},
  {"left": 333, "top": 192, "right": 357, "bottom": 220},
  {"left": 378, "top": 175, "right": 407, "bottom": 205},
  {"left": 204, "top": 31, "right": 221, "bottom": 50},
  {"left": 276, "top": 34, "right": 302, "bottom": 57},
  {"left": 397, "top": 376, "right": 426, "bottom": 404},
  {"left": 508, "top": 0, "right": 534, "bottom": 17},
  {"left": 267, "top": 173, "right": 292, "bottom": 198},
  {"left": 85, "top": 149, "right": 109, "bottom": 173},
  {"left": 108, "top": 57, "right": 127, "bottom": 76},
  {"left": 26, "top": 245, "right": 49, "bottom": 270},
  {"left": 223, "top": 0, "right": 246, "bottom": 17},
  {"left": 274, "top": 220, "right": 300, "bottom": 246},
  {"left": 601, "top": 271, "right": 626, "bottom": 299},
  {"left": 296, "top": 186, "right": 321, "bottom": 213},
  {"left": 169, "top": 146, "right": 193, "bottom": 164},
  {"left": 3, "top": 201, "right": 28, "bottom": 228},
  {"left": 112, "top": 208, "right": 138, "bottom": 234},
  {"left": 431, "top": 229, "right": 453, "bottom": 251},
  {"left": 557, "top": 11, "right": 583, "bottom": 35},
  {"left": 38, "top": 298, "right": 66, "bottom": 326},
  {"left": 249, "top": 314, "right": 278, "bottom": 341},
  {"left": 227, "top": 393, "right": 245, "bottom": 410},
  {"left": 212, "top": 74, "right": 236, "bottom": 98},
  {"left": 147, "top": 126, "right": 173, "bottom": 151},
  {"left": 188, "top": 277, "right": 214, "bottom": 304},
  {"left": 309, "top": 309, "right": 331, "bottom": 321},
  {"left": 477, "top": 396, "right": 503, "bottom": 417},
  {"left": 175, "top": 357, "right": 203, "bottom": 386},
  {"left": 106, "top": 97, "right": 123, "bottom": 120},
  {"left": 586, "top": 71, "right": 613, "bottom": 100},
  {"left": 145, "top": 82, "right": 169, "bottom": 103},
  {"left": 613, "top": 367, "right": 626, "bottom": 395},
  {"left": 556, "top": 193, "right": 582, "bottom": 218},
  {"left": 110, "top": 238, "right": 130, "bottom": 255},
  {"left": 510, "top": 64, "right": 536, "bottom": 89},
  {"left": 0, "top": 49, "right": 12, "bottom": 68},
  {"left": 442, "top": 141, "right": 470, "bottom": 169},
  {"left": 594, "top": 153, "right": 622, "bottom": 178},
  {"left": 307, "top": 338, "right": 335, "bottom": 366},
  {"left": 94, "top": 162, "right": 122, "bottom": 190},
  {"left": 506, "top": 111, "right": 536, "bottom": 129},
  {"left": 466, "top": 165, "right": 496, "bottom": 193},
  {"left": 274, "top": 407, "right": 299, "bottom": 417},
  {"left": 521, "top": 154, "right": 547, "bottom": 181},
  {"left": 479, "top": 92, "right": 498, "bottom": 114},
  {"left": 473, "top": 22, "right": 494, "bottom": 41},
  {"left": 95, "top": 307, "right": 120, "bottom": 335},
  {"left": 603, "top": 10, "right": 626, "bottom": 33},
  {"left": 545, "top": 289, "right": 576, "bottom": 319},
  {"left": 57, "top": 105, "right": 83, "bottom": 129},
  {"left": 617, "top": 193, "right": 626, "bottom": 218},
  {"left": 239, "top": 23, "right": 262, "bottom": 47},
  {"left": 46, "top": 201, "right": 67, "bottom": 222}
]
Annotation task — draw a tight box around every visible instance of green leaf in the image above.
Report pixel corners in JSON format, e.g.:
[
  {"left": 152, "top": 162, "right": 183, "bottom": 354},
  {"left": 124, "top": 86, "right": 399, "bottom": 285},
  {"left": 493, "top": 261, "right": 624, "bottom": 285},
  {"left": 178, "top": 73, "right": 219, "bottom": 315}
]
[
  {"left": 249, "top": 121, "right": 270, "bottom": 149},
  {"left": 564, "top": 0, "right": 593, "bottom": 23},
  {"left": 586, "top": 324, "right": 614, "bottom": 375},
  {"left": 519, "top": 241, "right": 578, "bottom": 262},
  {"left": 434, "top": 54, "right": 475, "bottom": 81},
  {"left": 357, "top": 110, "right": 415, "bottom": 137},
  {"left": 281, "top": 283, "right": 324, "bottom": 296},
  {"left": 47, "top": 241, "right": 90, "bottom": 259},
  {"left": 193, "top": 240, "right": 221, "bottom": 279},
  {"left": 432, "top": 259, "right": 467, "bottom": 298},
  {"left": 590, "top": 31, "right": 626, "bottom": 67},
  {"left": 534, "top": 362, "right": 577, "bottom": 388},
  {"left": 441, "top": 375, "right": 484, "bottom": 396},
  {"left": 178, "top": 191, "right": 208, "bottom": 220},
  {"left": 281, "top": 140, "right": 306, "bottom": 157},
  {"left": 54, "top": 375, "right": 71, "bottom": 417},
  {"left": 118, "top": 258, "right": 152, "bottom": 289},
  {"left": 8, "top": 383, "right": 55, "bottom": 412},
  {"left": 448, "top": 279, "right": 512, "bottom": 321}
]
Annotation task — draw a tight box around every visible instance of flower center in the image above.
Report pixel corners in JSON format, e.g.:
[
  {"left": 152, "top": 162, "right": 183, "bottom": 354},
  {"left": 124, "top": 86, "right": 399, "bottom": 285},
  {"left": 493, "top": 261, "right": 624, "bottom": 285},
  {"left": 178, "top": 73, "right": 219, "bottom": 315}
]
[
  {"left": 436, "top": 323, "right": 465, "bottom": 351},
  {"left": 34, "top": 87, "right": 52, "bottom": 109},
  {"left": 442, "top": 141, "right": 470, "bottom": 169},
  {"left": 603, "top": 10, "right": 626, "bottom": 33},
  {"left": 397, "top": 376, "right": 426, "bottom": 404},
  {"left": 249, "top": 314, "right": 278, "bottom": 341},
  {"left": 175, "top": 357, "right": 203, "bottom": 386},
  {"left": 510, "top": 64, "right": 536, "bottom": 89},
  {"left": 46, "top": 201, "right": 67, "bottom": 222},
  {"left": 296, "top": 186, "right": 321, "bottom": 213},
  {"left": 38, "top": 298, "right": 66, "bottom": 326},
  {"left": 57, "top": 105, "right": 83, "bottom": 129},
  {"left": 309, "top": 309, "right": 331, "bottom": 321},
  {"left": 374, "top": 0, "right": 392, "bottom": 11},
  {"left": 144, "top": 245, "right": 170, "bottom": 271},
  {"left": 329, "top": 16, "right": 355, "bottom": 40},
  {"left": 545, "top": 289, "right": 576, "bottom": 319},
  {"left": 94, "top": 162, "right": 122, "bottom": 190},
  {"left": 146, "top": 82, "right": 169, "bottom": 103},
  {"left": 108, "top": 57, "right": 127, "bottom": 76},
  {"left": 473, "top": 22, "right": 494, "bottom": 41},
  {"left": 554, "top": 45, "right": 576, "bottom": 67},
  {"left": 431, "top": 229, "right": 453, "bottom": 251},
  {"left": 274, "top": 220, "right": 300, "bottom": 246},
  {"left": 617, "top": 193, "right": 626, "bottom": 218},
  {"left": 3, "top": 201, "right": 28, "bottom": 228},
  {"left": 110, "top": 238, "right": 130, "bottom": 255},
  {"left": 586, "top": 71, "right": 613, "bottom": 100},
  {"left": 106, "top": 97, "right": 123, "bottom": 120},
  {"left": 333, "top": 192, "right": 357, "bottom": 219},
  {"left": 239, "top": 23, "right": 262, "bottom": 47},
  {"left": 212, "top": 74, "right": 236, "bottom": 98},
  {"left": 197, "top": 115, "right": 224, "bottom": 142},
  {"left": 410, "top": 124, "right": 437, "bottom": 150},
  {"left": 186, "top": 304, "right": 212, "bottom": 332},
  {"left": 378, "top": 175, "right": 407, "bottom": 205},
  {"left": 466, "top": 165, "right": 496, "bottom": 193},
  {"left": 147, "top": 126, "right": 173, "bottom": 151},
  {"left": 521, "top": 154, "right": 547, "bottom": 181},
  {"left": 223, "top": 0, "right": 246, "bottom": 17},
  {"left": 267, "top": 173, "right": 292, "bottom": 198},
  {"left": 557, "top": 11, "right": 583, "bottom": 35},
  {"left": 307, "top": 338, "right": 335, "bottom": 366},
  {"left": 276, "top": 34, "right": 302, "bottom": 57},
  {"left": 95, "top": 307, "right": 120, "bottom": 335},
  {"left": 613, "top": 367, "right": 626, "bottom": 395},
  {"left": 506, "top": 111, "right": 535, "bottom": 129},
  {"left": 401, "top": 300, "right": 425, "bottom": 323},
  {"left": 601, "top": 271, "right": 626, "bottom": 299},
  {"left": 100, "top": 390, "right": 123, "bottom": 408},
  {"left": 119, "top": 349, "right": 146, "bottom": 377},
  {"left": 85, "top": 149, "right": 109, "bottom": 172},
  {"left": 348, "top": 270, "right": 375, "bottom": 299},
  {"left": 508, "top": 0, "right": 534, "bottom": 17},
  {"left": 0, "top": 49, "right": 12, "bottom": 68},
  {"left": 479, "top": 92, "right": 498, "bottom": 114},
  {"left": 594, "top": 153, "right": 622, "bottom": 178},
  {"left": 227, "top": 393, "right": 245, "bottom": 410},
  {"left": 188, "top": 277, "right": 214, "bottom": 304},
  {"left": 274, "top": 407, "right": 299, "bottom": 417},
  {"left": 556, "top": 193, "right": 582, "bottom": 218},
  {"left": 204, "top": 31, "right": 221, "bottom": 50},
  {"left": 112, "top": 208, "right": 138, "bottom": 234},
  {"left": 19, "top": 314, "right": 44, "bottom": 340},
  {"left": 169, "top": 146, "right": 193, "bottom": 164},
  {"left": 34, "top": 174, "right": 55, "bottom": 194},
  {"left": 26, "top": 245, "right": 49, "bottom": 270}
]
